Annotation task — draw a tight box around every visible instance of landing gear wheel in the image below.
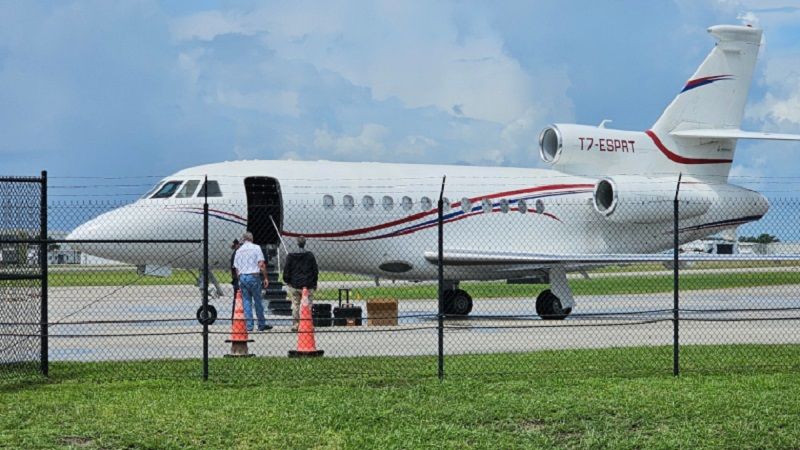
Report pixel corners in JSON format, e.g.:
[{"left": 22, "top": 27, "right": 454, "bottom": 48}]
[
  {"left": 443, "top": 289, "right": 473, "bottom": 316},
  {"left": 535, "top": 289, "right": 571, "bottom": 321},
  {"left": 196, "top": 305, "right": 218, "bottom": 325}
]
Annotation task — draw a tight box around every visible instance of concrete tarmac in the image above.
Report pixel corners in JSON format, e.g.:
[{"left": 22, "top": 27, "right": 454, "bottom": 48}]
[{"left": 42, "top": 284, "right": 800, "bottom": 362}]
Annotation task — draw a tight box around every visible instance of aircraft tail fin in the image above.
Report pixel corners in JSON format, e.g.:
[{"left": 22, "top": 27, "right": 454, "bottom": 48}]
[{"left": 652, "top": 25, "right": 762, "bottom": 135}]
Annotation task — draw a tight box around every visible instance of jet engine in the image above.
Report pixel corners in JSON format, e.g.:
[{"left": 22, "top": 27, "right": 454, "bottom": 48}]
[
  {"left": 592, "top": 176, "right": 712, "bottom": 223},
  {"left": 538, "top": 123, "right": 644, "bottom": 174}
]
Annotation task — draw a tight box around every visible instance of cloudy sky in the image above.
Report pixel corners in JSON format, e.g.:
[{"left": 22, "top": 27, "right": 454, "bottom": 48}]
[{"left": 1, "top": 0, "right": 799, "bottom": 199}]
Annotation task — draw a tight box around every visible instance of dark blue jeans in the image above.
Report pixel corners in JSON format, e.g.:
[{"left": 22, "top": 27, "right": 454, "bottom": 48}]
[{"left": 238, "top": 274, "right": 266, "bottom": 331}]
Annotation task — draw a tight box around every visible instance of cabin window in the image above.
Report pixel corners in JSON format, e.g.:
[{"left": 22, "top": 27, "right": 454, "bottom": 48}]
[
  {"left": 176, "top": 180, "right": 200, "bottom": 198},
  {"left": 499, "top": 198, "right": 510, "bottom": 214},
  {"left": 151, "top": 181, "right": 182, "bottom": 199},
  {"left": 420, "top": 196, "right": 432, "bottom": 211},
  {"left": 323, "top": 195, "right": 335, "bottom": 209},
  {"left": 535, "top": 199, "right": 545, "bottom": 214},
  {"left": 481, "top": 198, "right": 492, "bottom": 213},
  {"left": 343, "top": 195, "right": 354, "bottom": 210},
  {"left": 362, "top": 195, "right": 375, "bottom": 210},
  {"left": 401, "top": 196, "right": 413, "bottom": 211},
  {"left": 197, "top": 180, "right": 223, "bottom": 198},
  {"left": 382, "top": 196, "right": 394, "bottom": 211},
  {"left": 518, "top": 199, "right": 528, "bottom": 214},
  {"left": 461, "top": 197, "right": 472, "bottom": 213}
]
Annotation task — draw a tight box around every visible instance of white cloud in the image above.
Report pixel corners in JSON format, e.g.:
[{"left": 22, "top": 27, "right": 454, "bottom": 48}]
[
  {"left": 273, "top": 23, "right": 535, "bottom": 124},
  {"left": 213, "top": 88, "right": 300, "bottom": 117},
  {"left": 314, "top": 124, "right": 390, "bottom": 158},
  {"left": 736, "top": 11, "right": 760, "bottom": 26},
  {"left": 748, "top": 55, "right": 800, "bottom": 130},
  {"left": 392, "top": 135, "right": 438, "bottom": 159},
  {"left": 170, "top": 10, "right": 254, "bottom": 41},
  {"left": 170, "top": 2, "right": 559, "bottom": 125},
  {"left": 707, "top": 1, "right": 800, "bottom": 28}
]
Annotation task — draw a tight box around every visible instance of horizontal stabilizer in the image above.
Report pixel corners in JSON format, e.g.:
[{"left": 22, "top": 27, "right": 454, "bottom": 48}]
[
  {"left": 424, "top": 249, "right": 800, "bottom": 266},
  {"left": 671, "top": 129, "right": 800, "bottom": 141}
]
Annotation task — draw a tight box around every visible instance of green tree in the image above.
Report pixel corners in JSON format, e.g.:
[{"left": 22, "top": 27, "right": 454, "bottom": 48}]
[{"left": 738, "top": 233, "right": 780, "bottom": 244}]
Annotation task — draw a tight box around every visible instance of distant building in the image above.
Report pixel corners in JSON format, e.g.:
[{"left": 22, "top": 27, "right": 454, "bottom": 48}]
[
  {"left": 682, "top": 236, "right": 738, "bottom": 255},
  {"left": 763, "top": 242, "right": 800, "bottom": 255},
  {"left": 0, "top": 229, "right": 36, "bottom": 266}
]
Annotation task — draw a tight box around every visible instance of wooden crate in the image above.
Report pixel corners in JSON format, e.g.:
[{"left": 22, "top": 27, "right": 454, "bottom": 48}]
[{"left": 366, "top": 298, "right": 398, "bottom": 326}]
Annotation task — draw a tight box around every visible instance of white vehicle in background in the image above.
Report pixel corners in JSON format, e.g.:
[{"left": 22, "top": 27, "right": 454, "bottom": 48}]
[{"left": 69, "top": 25, "right": 800, "bottom": 319}]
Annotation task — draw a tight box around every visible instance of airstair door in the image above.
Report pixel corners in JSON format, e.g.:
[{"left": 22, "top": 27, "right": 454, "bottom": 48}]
[{"left": 244, "top": 177, "right": 283, "bottom": 246}]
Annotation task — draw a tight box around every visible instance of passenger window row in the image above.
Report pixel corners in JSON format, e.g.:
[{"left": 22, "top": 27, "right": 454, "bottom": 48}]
[{"left": 322, "top": 195, "right": 545, "bottom": 214}]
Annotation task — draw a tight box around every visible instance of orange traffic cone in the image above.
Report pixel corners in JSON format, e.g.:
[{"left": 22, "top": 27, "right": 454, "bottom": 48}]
[
  {"left": 288, "top": 288, "right": 324, "bottom": 358},
  {"left": 225, "top": 290, "right": 255, "bottom": 358}
]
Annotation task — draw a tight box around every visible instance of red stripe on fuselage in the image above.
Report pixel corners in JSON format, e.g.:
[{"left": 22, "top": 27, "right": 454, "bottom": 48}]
[
  {"left": 283, "top": 183, "right": 592, "bottom": 238},
  {"left": 645, "top": 130, "right": 733, "bottom": 165}
]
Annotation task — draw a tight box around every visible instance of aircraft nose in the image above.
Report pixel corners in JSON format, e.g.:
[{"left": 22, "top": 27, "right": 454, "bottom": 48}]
[
  {"left": 67, "top": 217, "right": 102, "bottom": 242},
  {"left": 66, "top": 206, "right": 136, "bottom": 260}
]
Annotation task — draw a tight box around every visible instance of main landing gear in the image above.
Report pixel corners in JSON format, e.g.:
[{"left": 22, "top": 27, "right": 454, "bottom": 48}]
[
  {"left": 443, "top": 287, "right": 572, "bottom": 320},
  {"left": 442, "top": 288, "right": 473, "bottom": 315},
  {"left": 443, "top": 266, "right": 575, "bottom": 320},
  {"left": 535, "top": 289, "right": 571, "bottom": 321}
]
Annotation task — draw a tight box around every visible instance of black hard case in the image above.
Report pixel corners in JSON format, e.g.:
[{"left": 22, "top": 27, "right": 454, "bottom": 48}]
[
  {"left": 312, "top": 303, "right": 332, "bottom": 327},
  {"left": 333, "top": 289, "right": 362, "bottom": 326}
]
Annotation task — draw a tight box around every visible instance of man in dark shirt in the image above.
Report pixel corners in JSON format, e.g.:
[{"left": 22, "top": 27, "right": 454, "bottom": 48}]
[
  {"left": 230, "top": 239, "right": 240, "bottom": 296},
  {"left": 282, "top": 236, "right": 319, "bottom": 332}
]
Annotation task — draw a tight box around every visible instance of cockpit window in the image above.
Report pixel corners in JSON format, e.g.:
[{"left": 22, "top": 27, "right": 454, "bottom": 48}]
[
  {"left": 197, "top": 180, "right": 223, "bottom": 198},
  {"left": 141, "top": 182, "right": 164, "bottom": 199},
  {"left": 176, "top": 180, "right": 200, "bottom": 198},
  {"left": 151, "top": 181, "right": 182, "bottom": 199}
]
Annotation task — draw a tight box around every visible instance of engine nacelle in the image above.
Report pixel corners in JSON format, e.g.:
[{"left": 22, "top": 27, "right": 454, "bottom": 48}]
[
  {"left": 538, "top": 124, "right": 645, "bottom": 175},
  {"left": 592, "top": 176, "right": 712, "bottom": 223}
]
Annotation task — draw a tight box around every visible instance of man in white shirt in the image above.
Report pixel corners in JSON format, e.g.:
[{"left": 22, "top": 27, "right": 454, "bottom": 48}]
[{"left": 233, "top": 231, "right": 271, "bottom": 332}]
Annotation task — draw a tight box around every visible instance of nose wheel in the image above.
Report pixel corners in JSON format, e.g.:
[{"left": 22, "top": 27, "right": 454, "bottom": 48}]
[
  {"left": 443, "top": 289, "right": 473, "bottom": 316},
  {"left": 536, "top": 289, "right": 571, "bottom": 320}
]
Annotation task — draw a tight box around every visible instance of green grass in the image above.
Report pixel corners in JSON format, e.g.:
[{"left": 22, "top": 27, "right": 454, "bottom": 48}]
[
  {"left": 2, "top": 345, "right": 800, "bottom": 449},
  {"left": 39, "top": 269, "right": 368, "bottom": 287},
  {"left": 23, "top": 267, "right": 800, "bottom": 300},
  {"left": 318, "top": 270, "right": 800, "bottom": 300}
]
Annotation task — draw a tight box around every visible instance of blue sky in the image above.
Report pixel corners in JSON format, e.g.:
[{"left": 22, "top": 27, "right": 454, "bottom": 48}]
[{"left": 1, "top": 0, "right": 799, "bottom": 200}]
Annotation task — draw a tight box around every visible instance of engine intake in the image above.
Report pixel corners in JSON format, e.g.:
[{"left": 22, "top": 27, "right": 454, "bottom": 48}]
[
  {"left": 538, "top": 126, "right": 562, "bottom": 163},
  {"left": 593, "top": 179, "right": 617, "bottom": 215}
]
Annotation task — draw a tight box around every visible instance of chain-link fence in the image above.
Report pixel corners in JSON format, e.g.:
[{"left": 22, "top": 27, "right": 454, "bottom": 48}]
[
  {"left": 3, "top": 176, "right": 800, "bottom": 381},
  {"left": 0, "top": 175, "right": 45, "bottom": 378}
]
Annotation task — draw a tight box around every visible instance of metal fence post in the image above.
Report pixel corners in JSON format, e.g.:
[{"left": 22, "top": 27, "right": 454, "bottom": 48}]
[
  {"left": 40, "top": 170, "right": 48, "bottom": 377},
  {"left": 437, "top": 176, "right": 446, "bottom": 380},
  {"left": 673, "top": 174, "right": 681, "bottom": 377},
  {"left": 202, "top": 176, "right": 209, "bottom": 381}
]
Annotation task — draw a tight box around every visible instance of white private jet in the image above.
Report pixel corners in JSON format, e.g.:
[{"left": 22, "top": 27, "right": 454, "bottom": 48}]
[{"left": 68, "top": 25, "right": 800, "bottom": 319}]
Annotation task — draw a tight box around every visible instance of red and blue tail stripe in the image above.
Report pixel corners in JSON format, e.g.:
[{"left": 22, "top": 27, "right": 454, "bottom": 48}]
[{"left": 681, "top": 74, "right": 734, "bottom": 93}]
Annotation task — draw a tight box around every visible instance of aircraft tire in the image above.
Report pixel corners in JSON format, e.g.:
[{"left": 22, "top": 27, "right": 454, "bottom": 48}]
[
  {"left": 196, "top": 305, "right": 218, "bottom": 325},
  {"left": 450, "top": 290, "right": 473, "bottom": 316},
  {"left": 536, "top": 289, "right": 571, "bottom": 321},
  {"left": 443, "top": 289, "right": 473, "bottom": 315}
]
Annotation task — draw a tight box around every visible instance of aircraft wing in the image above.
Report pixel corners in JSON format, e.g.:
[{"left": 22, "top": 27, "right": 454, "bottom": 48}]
[
  {"left": 670, "top": 129, "right": 800, "bottom": 141},
  {"left": 423, "top": 249, "right": 800, "bottom": 266}
]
